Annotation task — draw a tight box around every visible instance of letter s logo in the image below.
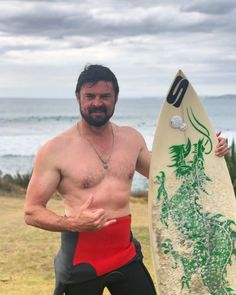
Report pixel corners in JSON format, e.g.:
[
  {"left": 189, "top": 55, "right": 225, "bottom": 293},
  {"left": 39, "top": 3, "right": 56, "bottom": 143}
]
[{"left": 167, "top": 75, "right": 189, "bottom": 108}]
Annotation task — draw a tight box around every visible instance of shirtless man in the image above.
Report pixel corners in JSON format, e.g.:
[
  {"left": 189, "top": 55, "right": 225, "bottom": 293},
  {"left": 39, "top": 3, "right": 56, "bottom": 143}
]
[{"left": 24, "top": 65, "right": 228, "bottom": 295}]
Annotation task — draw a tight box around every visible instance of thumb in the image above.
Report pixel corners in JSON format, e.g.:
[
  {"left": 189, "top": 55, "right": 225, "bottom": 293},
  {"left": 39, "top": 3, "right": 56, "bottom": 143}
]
[
  {"left": 216, "top": 130, "right": 221, "bottom": 138},
  {"left": 81, "top": 194, "right": 94, "bottom": 210}
]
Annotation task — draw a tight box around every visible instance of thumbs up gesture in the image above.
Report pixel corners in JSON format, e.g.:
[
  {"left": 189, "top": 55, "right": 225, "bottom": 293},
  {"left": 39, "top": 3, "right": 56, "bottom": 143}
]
[{"left": 68, "top": 194, "right": 116, "bottom": 232}]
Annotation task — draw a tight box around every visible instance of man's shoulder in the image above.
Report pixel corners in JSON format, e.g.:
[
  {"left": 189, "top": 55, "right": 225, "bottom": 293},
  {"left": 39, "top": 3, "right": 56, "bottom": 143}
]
[
  {"left": 115, "top": 124, "right": 145, "bottom": 145},
  {"left": 116, "top": 124, "right": 143, "bottom": 137},
  {"left": 37, "top": 126, "right": 76, "bottom": 156}
]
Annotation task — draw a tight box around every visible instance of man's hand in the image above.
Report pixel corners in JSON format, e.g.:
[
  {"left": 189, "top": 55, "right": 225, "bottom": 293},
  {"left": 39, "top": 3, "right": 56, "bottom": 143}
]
[
  {"left": 68, "top": 195, "right": 117, "bottom": 232},
  {"left": 215, "top": 131, "right": 229, "bottom": 157}
]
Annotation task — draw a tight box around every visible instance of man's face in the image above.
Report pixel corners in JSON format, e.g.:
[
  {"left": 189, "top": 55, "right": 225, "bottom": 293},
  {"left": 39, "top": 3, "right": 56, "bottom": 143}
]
[{"left": 77, "top": 81, "right": 117, "bottom": 127}]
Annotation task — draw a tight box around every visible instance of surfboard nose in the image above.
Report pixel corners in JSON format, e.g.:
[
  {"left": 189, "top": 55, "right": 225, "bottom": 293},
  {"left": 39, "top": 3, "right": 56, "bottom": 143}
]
[{"left": 177, "top": 69, "right": 186, "bottom": 78}]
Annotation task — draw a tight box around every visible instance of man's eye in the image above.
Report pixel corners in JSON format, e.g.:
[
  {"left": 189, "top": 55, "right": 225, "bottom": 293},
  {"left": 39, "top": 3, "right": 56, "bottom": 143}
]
[
  {"left": 102, "top": 95, "right": 111, "bottom": 100},
  {"left": 85, "top": 95, "right": 95, "bottom": 100}
]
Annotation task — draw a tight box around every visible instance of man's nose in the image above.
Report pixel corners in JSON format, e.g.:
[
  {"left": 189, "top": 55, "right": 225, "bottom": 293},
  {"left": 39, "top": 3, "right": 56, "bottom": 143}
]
[{"left": 92, "top": 97, "right": 103, "bottom": 106}]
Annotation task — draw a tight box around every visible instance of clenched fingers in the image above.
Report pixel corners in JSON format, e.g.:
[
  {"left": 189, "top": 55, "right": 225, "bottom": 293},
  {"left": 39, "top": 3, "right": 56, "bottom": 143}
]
[
  {"left": 89, "top": 210, "right": 116, "bottom": 231},
  {"left": 215, "top": 137, "right": 229, "bottom": 157}
]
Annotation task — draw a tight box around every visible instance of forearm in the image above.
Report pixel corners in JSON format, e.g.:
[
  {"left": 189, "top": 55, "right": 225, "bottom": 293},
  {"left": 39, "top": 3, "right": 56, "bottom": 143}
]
[
  {"left": 24, "top": 205, "right": 71, "bottom": 232},
  {"left": 136, "top": 151, "right": 151, "bottom": 178},
  {"left": 24, "top": 195, "right": 117, "bottom": 232}
]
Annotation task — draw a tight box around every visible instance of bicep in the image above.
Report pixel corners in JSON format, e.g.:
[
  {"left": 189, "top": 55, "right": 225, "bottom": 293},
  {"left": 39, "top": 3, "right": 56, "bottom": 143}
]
[
  {"left": 136, "top": 138, "right": 151, "bottom": 178},
  {"left": 25, "top": 150, "right": 61, "bottom": 208}
]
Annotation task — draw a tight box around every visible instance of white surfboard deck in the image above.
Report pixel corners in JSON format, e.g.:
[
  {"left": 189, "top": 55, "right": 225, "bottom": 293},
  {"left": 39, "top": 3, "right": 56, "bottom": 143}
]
[{"left": 148, "top": 70, "right": 236, "bottom": 295}]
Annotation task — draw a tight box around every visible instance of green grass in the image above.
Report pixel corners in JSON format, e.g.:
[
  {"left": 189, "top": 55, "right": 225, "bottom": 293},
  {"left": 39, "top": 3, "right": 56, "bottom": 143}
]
[{"left": 0, "top": 195, "right": 156, "bottom": 295}]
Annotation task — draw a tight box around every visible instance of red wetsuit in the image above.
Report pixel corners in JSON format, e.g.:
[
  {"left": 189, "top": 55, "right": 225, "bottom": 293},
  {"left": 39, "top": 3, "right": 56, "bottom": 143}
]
[
  {"left": 73, "top": 215, "right": 136, "bottom": 275},
  {"left": 53, "top": 215, "right": 146, "bottom": 295}
]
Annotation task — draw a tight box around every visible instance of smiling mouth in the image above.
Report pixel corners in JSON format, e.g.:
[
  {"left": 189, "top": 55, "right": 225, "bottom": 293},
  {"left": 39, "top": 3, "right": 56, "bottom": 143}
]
[
  {"left": 90, "top": 110, "right": 104, "bottom": 113},
  {"left": 88, "top": 106, "right": 107, "bottom": 114},
  {"left": 90, "top": 111, "right": 105, "bottom": 116}
]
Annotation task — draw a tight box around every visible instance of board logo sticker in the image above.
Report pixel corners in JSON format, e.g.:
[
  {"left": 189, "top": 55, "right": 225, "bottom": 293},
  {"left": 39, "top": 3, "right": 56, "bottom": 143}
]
[{"left": 167, "top": 75, "right": 189, "bottom": 108}]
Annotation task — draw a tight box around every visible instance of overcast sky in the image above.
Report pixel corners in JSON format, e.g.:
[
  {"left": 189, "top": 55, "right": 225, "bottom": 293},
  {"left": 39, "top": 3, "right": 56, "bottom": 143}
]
[{"left": 0, "top": 0, "right": 236, "bottom": 99}]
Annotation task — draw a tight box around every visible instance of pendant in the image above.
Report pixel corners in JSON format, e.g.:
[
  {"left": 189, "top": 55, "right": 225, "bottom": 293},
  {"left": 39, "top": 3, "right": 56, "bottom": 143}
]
[{"left": 103, "top": 162, "right": 109, "bottom": 169}]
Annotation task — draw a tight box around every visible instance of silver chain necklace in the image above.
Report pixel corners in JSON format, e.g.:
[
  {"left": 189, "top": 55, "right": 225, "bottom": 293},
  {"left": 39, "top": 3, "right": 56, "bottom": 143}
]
[{"left": 77, "top": 123, "right": 114, "bottom": 170}]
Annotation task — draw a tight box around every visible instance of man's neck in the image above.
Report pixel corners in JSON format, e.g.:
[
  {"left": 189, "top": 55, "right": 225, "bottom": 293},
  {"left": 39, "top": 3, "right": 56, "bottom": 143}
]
[{"left": 79, "top": 120, "right": 112, "bottom": 137}]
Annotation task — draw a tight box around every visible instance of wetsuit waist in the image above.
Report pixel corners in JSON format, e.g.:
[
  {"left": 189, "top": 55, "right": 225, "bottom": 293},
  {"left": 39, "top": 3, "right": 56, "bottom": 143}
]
[{"left": 72, "top": 215, "right": 136, "bottom": 275}]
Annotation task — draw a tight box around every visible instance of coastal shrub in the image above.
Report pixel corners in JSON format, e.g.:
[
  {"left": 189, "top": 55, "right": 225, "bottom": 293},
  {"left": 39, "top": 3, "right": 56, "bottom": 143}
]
[
  {"left": 131, "top": 190, "right": 148, "bottom": 199},
  {"left": 13, "top": 172, "right": 32, "bottom": 188},
  {"left": 225, "top": 140, "right": 236, "bottom": 197},
  {"left": 0, "top": 172, "right": 14, "bottom": 192},
  {"left": 0, "top": 171, "right": 32, "bottom": 191}
]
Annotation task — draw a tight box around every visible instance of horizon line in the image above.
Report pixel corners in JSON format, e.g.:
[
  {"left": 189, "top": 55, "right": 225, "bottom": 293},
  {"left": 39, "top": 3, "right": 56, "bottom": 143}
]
[{"left": 0, "top": 94, "right": 236, "bottom": 100}]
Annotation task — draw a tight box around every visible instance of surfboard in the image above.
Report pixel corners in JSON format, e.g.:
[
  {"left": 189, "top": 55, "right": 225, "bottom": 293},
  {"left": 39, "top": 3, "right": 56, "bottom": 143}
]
[{"left": 148, "top": 70, "right": 236, "bottom": 295}]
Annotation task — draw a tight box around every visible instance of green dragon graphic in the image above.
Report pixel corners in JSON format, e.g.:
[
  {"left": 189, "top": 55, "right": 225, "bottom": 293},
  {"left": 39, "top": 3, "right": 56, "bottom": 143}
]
[{"left": 155, "top": 108, "right": 236, "bottom": 294}]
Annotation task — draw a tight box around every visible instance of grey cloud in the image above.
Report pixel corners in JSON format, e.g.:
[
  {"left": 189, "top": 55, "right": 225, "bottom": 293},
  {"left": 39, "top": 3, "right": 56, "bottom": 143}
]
[
  {"left": 0, "top": 0, "right": 235, "bottom": 55},
  {"left": 0, "top": 0, "right": 235, "bottom": 98},
  {"left": 182, "top": 0, "right": 236, "bottom": 15},
  {"left": 0, "top": 15, "right": 228, "bottom": 42},
  {"left": 0, "top": 43, "right": 48, "bottom": 54}
]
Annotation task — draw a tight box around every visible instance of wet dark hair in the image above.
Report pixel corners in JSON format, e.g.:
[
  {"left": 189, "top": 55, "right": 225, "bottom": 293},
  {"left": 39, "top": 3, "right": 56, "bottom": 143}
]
[{"left": 75, "top": 64, "right": 119, "bottom": 97}]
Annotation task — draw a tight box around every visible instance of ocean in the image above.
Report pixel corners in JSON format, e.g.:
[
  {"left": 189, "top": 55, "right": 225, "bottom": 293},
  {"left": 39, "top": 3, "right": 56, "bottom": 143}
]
[{"left": 0, "top": 96, "right": 235, "bottom": 191}]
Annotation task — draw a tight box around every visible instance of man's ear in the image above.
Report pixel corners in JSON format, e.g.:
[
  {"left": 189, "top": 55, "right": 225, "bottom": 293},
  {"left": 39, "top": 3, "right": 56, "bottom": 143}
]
[{"left": 76, "top": 93, "right": 80, "bottom": 103}]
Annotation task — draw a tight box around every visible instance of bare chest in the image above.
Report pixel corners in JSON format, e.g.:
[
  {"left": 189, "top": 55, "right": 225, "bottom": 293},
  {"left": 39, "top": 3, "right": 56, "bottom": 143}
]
[{"left": 58, "top": 140, "right": 140, "bottom": 191}]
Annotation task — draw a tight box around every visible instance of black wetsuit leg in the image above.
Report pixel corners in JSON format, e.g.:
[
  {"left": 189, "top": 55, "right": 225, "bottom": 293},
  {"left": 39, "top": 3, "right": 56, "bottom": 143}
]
[
  {"left": 64, "top": 260, "right": 156, "bottom": 295},
  {"left": 65, "top": 276, "right": 103, "bottom": 295},
  {"left": 106, "top": 261, "right": 156, "bottom": 295}
]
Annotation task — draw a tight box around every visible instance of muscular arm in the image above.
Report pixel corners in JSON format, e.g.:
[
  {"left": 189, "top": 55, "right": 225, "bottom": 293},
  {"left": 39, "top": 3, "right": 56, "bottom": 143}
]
[
  {"left": 24, "top": 140, "right": 116, "bottom": 232},
  {"left": 135, "top": 134, "right": 151, "bottom": 178},
  {"left": 24, "top": 142, "right": 69, "bottom": 231}
]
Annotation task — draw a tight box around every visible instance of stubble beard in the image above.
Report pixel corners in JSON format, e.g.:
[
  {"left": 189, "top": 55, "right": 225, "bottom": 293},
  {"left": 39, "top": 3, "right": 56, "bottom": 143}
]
[{"left": 79, "top": 105, "right": 115, "bottom": 127}]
